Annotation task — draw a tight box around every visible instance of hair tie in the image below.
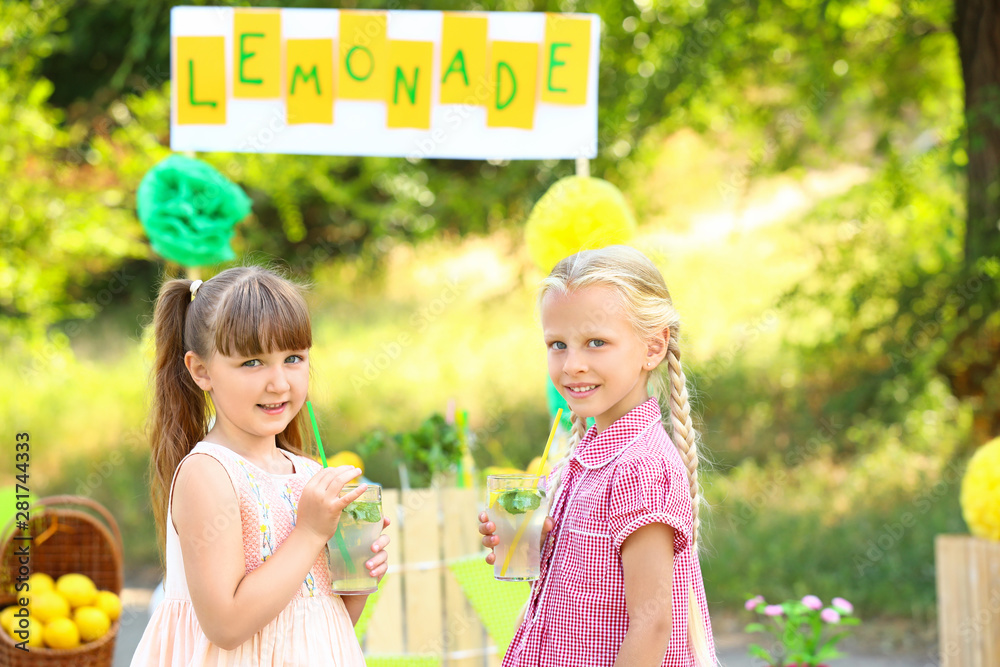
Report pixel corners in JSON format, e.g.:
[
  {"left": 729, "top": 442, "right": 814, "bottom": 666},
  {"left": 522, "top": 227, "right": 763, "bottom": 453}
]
[{"left": 189, "top": 279, "right": 204, "bottom": 300}]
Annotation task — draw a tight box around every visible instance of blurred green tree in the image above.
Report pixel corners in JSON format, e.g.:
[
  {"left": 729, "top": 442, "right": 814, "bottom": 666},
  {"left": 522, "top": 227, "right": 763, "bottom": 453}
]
[
  {"left": 938, "top": 0, "right": 1000, "bottom": 444},
  {"left": 0, "top": 0, "right": 149, "bottom": 364}
]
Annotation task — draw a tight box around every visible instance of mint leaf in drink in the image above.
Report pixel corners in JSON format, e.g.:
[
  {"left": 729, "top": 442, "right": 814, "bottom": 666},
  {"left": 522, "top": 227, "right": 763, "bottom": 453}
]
[
  {"left": 498, "top": 489, "right": 544, "bottom": 514},
  {"left": 344, "top": 502, "right": 382, "bottom": 523}
]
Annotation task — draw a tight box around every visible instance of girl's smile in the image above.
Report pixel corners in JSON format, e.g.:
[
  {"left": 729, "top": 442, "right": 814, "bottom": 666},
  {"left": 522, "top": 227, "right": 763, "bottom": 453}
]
[{"left": 564, "top": 383, "right": 599, "bottom": 398}]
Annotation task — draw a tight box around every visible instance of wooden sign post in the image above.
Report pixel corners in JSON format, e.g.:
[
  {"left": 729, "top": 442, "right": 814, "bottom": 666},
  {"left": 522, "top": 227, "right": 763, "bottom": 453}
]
[{"left": 935, "top": 535, "right": 1000, "bottom": 667}]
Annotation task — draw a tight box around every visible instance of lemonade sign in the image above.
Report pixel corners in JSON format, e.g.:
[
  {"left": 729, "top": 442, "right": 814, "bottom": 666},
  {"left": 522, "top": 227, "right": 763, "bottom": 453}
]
[{"left": 171, "top": 7, "right": 600, "bottom": 159}]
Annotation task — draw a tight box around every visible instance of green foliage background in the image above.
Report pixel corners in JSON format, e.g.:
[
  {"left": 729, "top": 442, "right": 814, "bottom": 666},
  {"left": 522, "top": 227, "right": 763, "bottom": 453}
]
[{"left": 1, "top": 0, "right": 987, "bottom": 635}]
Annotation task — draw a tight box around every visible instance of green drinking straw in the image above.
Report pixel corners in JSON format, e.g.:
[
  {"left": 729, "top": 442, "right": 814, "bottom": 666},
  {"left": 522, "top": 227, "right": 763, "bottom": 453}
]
[{"left": 306, "top": 401, "right": 355, "bottom": 573}]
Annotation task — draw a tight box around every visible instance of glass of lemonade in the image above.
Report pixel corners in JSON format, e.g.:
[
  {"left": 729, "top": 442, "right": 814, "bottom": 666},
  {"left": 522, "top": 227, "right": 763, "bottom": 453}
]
[
  {"left": 327, "top": 483, "right": 383, "bottom": 595},
  {"left": 487, "top": 474, "right": 547, "bottom": 581}
]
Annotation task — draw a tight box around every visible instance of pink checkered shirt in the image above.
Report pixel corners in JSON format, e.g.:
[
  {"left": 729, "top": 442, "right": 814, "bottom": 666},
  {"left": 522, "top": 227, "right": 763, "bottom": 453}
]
[{"left": 502, "top": 398, "right": 716, "bottom": 666}]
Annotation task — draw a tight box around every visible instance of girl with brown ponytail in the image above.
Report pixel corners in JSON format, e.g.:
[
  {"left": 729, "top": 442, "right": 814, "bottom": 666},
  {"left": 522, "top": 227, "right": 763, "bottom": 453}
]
[
  {"left": 131, "top": 266, "right": 389, "bottom": 666},
  {"left": 478, "top": 246, "right": 717, "bottom": 666}
]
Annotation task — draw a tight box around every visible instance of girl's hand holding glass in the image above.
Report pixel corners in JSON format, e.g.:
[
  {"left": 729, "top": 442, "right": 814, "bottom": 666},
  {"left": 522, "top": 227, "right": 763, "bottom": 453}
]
[
  {"left": 478, "top": 511, "right": 554, "bottom": 566},
  {"left": 296, "top": 465, "right": 368, "bottom": 543},
  {"left": 362, "top": 515, "right": 391, "bottom": 582}
]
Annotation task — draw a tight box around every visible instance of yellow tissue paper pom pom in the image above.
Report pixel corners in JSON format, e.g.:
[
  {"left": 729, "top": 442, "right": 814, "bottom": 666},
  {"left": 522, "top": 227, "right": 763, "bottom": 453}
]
[
  {"left": 524, "top": 176, "right": 636, "bottom": 274},
  {"left": 961, "top": 437, "right": 1000, "bottom": 541}
]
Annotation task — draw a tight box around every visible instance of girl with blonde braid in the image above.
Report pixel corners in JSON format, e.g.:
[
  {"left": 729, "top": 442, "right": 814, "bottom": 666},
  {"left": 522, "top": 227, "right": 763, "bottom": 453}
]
[{"left": 478, "top": 246, "right": 716, "bottom": 666}]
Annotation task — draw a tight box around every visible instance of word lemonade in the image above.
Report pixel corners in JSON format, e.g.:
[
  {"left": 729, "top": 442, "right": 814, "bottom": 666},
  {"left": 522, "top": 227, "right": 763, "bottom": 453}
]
[{"left": 171, "top": 8, "right": 599, "bottom": 158}]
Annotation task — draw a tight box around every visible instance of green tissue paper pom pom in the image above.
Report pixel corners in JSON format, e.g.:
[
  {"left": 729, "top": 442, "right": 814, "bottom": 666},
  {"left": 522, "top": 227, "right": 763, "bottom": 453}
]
[{"left": 137, "top": 155, "right": 251, "bottom": 267}]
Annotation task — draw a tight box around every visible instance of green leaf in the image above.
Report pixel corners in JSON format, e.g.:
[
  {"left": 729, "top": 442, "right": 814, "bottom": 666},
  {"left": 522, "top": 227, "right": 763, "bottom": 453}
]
[
  {"left": 497, "top": 489, "right": 544, "bottom": 514},
  {"left": 748, "top": 644, "right": 776, "bottom": 661},
  {"left": 816, "top": 646, "right": 845, "bottom": 661},
  {"left": 344, "top": 501, "right": 382, "bottom": 523}
]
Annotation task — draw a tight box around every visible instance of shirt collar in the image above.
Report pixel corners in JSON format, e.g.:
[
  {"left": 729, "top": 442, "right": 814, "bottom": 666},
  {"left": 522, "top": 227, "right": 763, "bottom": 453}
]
[{"left": 573, "top": 398, "right": 662, "bottom": 469}]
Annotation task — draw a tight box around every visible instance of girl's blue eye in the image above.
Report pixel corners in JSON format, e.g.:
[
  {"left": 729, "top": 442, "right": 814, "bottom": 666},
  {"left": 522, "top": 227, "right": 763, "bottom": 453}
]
[
  {"left": 286, "top": 354, "right": 304, "bottom": 363},
  {"left": 242, "top": 359, "right": 261, "bottom": 367},
  {"left": 588, "top": 339, "right": 605, "bottom": 348},
  {"left": 550, "top": 341, "right": 566, "bottom": 350}
]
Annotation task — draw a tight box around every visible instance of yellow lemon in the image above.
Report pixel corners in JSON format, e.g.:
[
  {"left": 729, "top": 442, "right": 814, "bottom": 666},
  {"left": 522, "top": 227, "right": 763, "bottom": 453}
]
[
  {"left": 43, "top": 617, "right": 80, "bottom": 649},
  {"left": 29, "top": 591, "right": 70, "bottom": 623},
  {"left": 94, "top": 591, "right": 121, "bottom": 621},
  {"left": 56, "top": 573, "right": 97, "bottom": 608},
  {"left": 73, "top": 606, "right": 110, "bottom": 642},
  {"left": 28, "top": 572, "right": 55, "bottom": 594},
  {"left": 488, "top": 490, "right": 501, "bottom": 509},
  {"left": 0, "top": 606, "right": 16, "bottom": 634},
  {"left": 25, "top": 616, "right": 45, "bottom": 648},
  {"left": 7, "top": 615, "right": 44, "bottom": 647},
  {"left": 26, "top": 617, "right": 44, "bottom": 647}
]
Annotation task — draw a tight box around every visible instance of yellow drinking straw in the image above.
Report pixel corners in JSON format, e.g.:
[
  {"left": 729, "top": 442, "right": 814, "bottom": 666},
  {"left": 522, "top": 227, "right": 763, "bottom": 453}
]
[{"left": 500, "top": 408, "right": 562, "bottom": 577}]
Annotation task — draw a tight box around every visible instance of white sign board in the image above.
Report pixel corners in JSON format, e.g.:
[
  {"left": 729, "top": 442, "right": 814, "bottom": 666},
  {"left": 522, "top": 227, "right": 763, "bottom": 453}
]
[{"left": 170, "top": 7, "right": 600, "bottom": 160}]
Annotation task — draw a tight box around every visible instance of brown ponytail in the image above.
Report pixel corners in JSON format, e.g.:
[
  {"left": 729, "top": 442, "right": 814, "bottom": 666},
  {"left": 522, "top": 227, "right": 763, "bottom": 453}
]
[{"left": 148, "top": 278, "right": 212, "bottom": 557}]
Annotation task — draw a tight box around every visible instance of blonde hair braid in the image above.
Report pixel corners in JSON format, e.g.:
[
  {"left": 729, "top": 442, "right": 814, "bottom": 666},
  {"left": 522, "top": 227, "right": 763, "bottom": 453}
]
[{"left": 666, "top": 349, "right": 702, "bottom": 545}]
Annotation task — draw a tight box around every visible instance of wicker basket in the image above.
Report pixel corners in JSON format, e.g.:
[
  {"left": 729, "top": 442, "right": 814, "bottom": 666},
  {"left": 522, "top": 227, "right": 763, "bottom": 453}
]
[{"left": 0, "top": 495, "right": 124, "bottom": 667}]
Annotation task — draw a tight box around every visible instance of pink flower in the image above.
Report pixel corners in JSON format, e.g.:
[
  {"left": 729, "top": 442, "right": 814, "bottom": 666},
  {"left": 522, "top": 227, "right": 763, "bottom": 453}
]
[
  {"left": 745, "top": 595, "right": 765, "bottom": 611},
  {"left": 764, "top": 605, "right": 784, "bottom": 617},
  {"left": 832, "top": 597, "right": 854, "bottom": 614},
  {"left": 801, "top": 595, "right": 823, "bottom": 610},
  {"left": 821, "top": 607, "right": 841, "bottom": 624}
]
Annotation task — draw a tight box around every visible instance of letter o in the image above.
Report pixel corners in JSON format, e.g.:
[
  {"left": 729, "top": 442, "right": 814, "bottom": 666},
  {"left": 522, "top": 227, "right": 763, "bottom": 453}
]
[{"left": 346, "top": 46, "right": 374, "bottom": 82}]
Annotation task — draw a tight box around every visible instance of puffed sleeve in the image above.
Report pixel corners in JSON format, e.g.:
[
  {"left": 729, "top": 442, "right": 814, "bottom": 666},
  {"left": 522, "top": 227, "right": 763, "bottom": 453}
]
[{"left": 608, "top": 454, "right": 693, "bottom": 555}]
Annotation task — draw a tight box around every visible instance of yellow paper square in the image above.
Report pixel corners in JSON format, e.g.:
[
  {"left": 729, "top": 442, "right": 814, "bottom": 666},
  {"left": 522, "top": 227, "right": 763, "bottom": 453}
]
[
  {"left": 439, "top": 14, "right": 488, "bottom": 106},
  {"left": 286, "top": 39, "right": 334, "bottom": 125},
  {"left": 541, "top": 15, "right": 591, "bottom": 105},
  {"left": 338, "top": 11, "right": 387, "bottom": 101},
  {"left": 175, "top": 36, "right": 226, "bottom": 125},
  {"left": 233, "top": 9, "right": 281, "bottom": 98},
  {"left": 486, "top": 41, "right": 539, "bottom": 130},
  {"left": 387, "top": 41, "right": 433, "bottom": 129}
]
